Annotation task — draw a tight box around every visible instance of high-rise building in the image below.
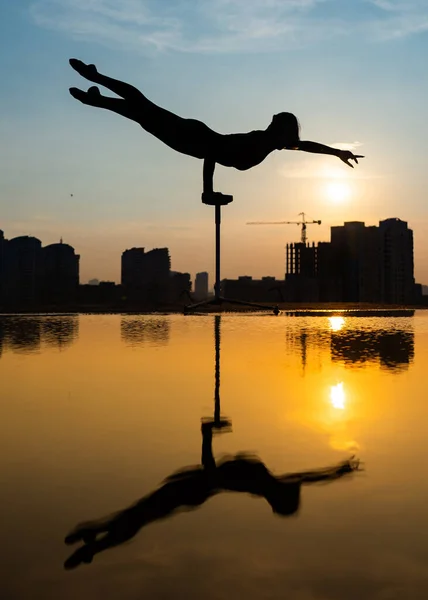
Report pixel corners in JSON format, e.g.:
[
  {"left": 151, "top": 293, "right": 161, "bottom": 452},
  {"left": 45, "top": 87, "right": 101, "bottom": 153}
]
[
  {"left": 142, "top": 248, "right": 171, "bottom": 304},
  {"left": 194, "top": 271, "right": 209, "bottom": 300},
  {"left": 143, "top": 248, "right": 171, "bottom": 285},
  {"left": 3, "top": 236, "right": 42, "bottom": 305},
  {"left": 379, "top": 218, "right": 415, "bottom": 304},
  {"left": 286, "top": 242, "right": 317, "bottom": 278},
  {"left": 285, "top": 242, "right": 319, "bottom": 301},
  {"left": 121, "top": 247, "right": 171, "bottom": 287},
  {"left": 330, "top": 221, "right": 382, "bottom": 303},
  {"left": 121, "top": 246, "right": 171, "bottom": 304},
  {"left": 121, "top": 247, "right": 146, "bottom": 289},
  {"left": 41, "top": 241, "right": 80, "bottom": 304},
  {"left": 284, "top": 218, "right": 416, "bottom": 304},
  {"left": 0, "top": 230, "right": 5, "bottom": 305},
  {"left": 316, "top": 242, "right": 343, "bottom": 302},
  {"left": 170, "top": 271, "right": 192, "bottom": 302},
  {"left": 360, "top": 225, "right": 382, "bottom": 303}
]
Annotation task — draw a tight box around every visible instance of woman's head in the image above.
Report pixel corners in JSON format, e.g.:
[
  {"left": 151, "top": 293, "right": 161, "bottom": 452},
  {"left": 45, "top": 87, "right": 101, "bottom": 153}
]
[
  {"left": 265, "top": 479, "right": 301, "bottom": 516},
  {"left": 268, "top": 112, "right": 300, "bottom": 150}
]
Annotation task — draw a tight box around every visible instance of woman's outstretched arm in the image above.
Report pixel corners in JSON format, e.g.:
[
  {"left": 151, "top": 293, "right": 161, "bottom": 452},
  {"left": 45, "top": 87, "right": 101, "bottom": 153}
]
[
  {"left": 297, "top": 141, "right": 364, "bottom": 168},
  {"left": 279, "top": 457, "right": 360, "bottom": 485}
]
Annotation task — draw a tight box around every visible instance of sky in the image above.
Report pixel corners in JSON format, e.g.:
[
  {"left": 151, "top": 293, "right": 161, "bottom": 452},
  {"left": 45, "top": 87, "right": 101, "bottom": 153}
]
[{"left": 1, "top": 0, "right": 428, "bottom": 285}]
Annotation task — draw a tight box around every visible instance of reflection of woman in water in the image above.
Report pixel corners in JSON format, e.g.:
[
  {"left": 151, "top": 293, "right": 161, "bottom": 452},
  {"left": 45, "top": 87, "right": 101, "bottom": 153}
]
[
  {"left": 69, "top": 59, "right": 364, "bottom": 200},
  {"left": 64, "top": 420, "right": 359, "bottom": 570}
]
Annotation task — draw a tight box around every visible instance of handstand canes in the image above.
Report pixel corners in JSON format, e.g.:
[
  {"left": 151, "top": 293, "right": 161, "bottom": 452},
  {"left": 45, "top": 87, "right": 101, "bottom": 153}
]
[{"left": 185, "top": 191, "right": 280, "bottom": 314}]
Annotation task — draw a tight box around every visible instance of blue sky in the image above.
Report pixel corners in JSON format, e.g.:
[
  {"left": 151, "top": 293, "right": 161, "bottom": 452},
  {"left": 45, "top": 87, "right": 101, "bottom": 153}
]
[{"left": 1, "top": 0, "right": 428, "bottom": 284}]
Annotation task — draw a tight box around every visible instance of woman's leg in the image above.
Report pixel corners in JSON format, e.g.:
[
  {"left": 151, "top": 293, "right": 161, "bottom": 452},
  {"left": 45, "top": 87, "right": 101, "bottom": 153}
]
[
  {"left": 64, "top": 529, "right": 130, "bottom": 570},
  {"left": 70, "top": 59, "right": 145, "bottom": 102},
  {"left": 69, "top": 59, "right": 218, "bottom": 162},
  {"left": 69, "top": 86, "right": 141, "bottom": 123}
]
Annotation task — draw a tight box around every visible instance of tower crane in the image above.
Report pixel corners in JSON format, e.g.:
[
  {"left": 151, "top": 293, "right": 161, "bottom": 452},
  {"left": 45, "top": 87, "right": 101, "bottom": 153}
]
[{"left": 247, "top": 212, "right": 321, "bottom": 244}]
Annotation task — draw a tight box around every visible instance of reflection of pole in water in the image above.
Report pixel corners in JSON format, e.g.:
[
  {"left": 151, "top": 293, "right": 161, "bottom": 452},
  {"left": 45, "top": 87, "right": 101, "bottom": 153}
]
[
  {"left": 214, "top": 315, "right": 220, "bottom": 424},
  {"left": 204, "top": 315, "right": 230, "bottom": 431},
  {"left": 300, "top": 331, "right": 307, "bottom": 374}
]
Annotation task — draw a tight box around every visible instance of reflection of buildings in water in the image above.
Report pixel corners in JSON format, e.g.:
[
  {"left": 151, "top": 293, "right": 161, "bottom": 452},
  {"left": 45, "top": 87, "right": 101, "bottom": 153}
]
[
  {"left": 0, "top": 316, "right": 79, "bottom": 356},
  {"left": 42, "top": 317, "right": 79, "bottom": 350},
  {"left": 0, "top": 319, "right": 4, "bottom": 358},
  {"left": 0, "top": 317, "right": 42, "bottom": 354},
  {"left": 331, "top": 329, "right": 414, "bottom": 371},
  {"left": 331, "top": 331, "right": 379, "bottom": 365},
  {"left": 286, "top": 319, "right": 415, "bottom": 372},
  {"left": 120, "top": 317, "right": 170, "bottom": 346},
  {"left": 285, "top": 327, "right": 329, "bottom": 375},
  {"left": 377, "top": 332, "right": 415, "bottom": 371}
]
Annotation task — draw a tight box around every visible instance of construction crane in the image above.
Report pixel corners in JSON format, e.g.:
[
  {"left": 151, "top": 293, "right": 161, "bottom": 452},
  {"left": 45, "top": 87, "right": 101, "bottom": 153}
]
[{"left": 247, "top": 212, "right": 321, "bottom": 244}]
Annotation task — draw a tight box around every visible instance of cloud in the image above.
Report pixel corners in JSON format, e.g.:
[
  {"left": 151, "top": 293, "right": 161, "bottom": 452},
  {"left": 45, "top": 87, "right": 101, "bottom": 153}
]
[
  {"left": 370, "top": 0, "right": 427, "bottom": 11},
  {"left": 330, "top": 141, "right": 364, "bottom": 151},
  {"left": 29, "top": 0, "right": 428, "bottom": 55},
  {"left": 29, "top": 0, "right": 183, "bottom": 53},
  {"left": 29, "top": 0, "right": 342, "bottom": 54},
  {"left": 367, "top": 0, "right": 428, "bottom": 38}
]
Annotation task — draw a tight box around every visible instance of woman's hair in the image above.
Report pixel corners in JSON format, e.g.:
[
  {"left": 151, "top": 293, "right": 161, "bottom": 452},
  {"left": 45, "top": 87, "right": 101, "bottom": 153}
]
[
  {"left": 265, "top": 480, "right": 301, "bottom": 515},
  {"left": 269, "top": 112, "right": 300, "bottom": 147}
]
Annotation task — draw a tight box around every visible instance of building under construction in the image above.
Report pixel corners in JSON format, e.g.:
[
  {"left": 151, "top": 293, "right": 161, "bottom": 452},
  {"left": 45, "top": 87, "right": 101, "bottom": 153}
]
[{"left": 285, "top": 219, "right": 419, "bottom": 304}]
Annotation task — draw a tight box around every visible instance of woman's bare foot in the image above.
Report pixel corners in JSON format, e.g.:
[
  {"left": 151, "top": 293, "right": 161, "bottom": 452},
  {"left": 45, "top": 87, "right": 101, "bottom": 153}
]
[
  {"left": 69, "top": 86, "right": 101, "bottom": 104},
  {"left": 69, "top": 58, "right": 98, "bottom": 81},
  {"left": 87, "top": 86, "right": 101, "bottom": 97},
  {"left": 64, "top": 544, "right": 94, "bottom": 570}
]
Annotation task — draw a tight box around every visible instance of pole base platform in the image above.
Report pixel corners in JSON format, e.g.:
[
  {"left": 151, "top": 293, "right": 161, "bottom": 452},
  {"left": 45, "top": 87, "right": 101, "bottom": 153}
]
[
  {"left": 184, "top": 296, "right": 280, "bottom": 315},
  {"left": 201, "top": 417, "right": 232, "bottom": 433},
  {"left": 202, "top": 192, "right": 233, "bottom": 206}
]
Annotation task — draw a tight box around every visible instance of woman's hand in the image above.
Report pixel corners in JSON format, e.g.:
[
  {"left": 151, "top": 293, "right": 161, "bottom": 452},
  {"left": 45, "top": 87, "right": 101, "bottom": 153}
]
[{"left": 338, "top": 150, "right": 364, "bottom": 168}]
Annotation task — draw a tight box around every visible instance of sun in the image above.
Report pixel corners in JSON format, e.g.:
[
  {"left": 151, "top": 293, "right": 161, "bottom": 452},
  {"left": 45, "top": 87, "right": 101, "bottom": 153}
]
[{"left": 325, "top": 180, "right": 351, "bottom": 204}]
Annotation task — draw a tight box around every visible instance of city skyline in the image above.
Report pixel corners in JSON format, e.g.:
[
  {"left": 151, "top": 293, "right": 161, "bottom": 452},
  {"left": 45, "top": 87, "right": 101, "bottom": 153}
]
[
  {"left": 0, "top": 215, "right": 424, "bottom": 289},
  {"left": 2, "top": 2, "right": 428, "bottom": 283}
]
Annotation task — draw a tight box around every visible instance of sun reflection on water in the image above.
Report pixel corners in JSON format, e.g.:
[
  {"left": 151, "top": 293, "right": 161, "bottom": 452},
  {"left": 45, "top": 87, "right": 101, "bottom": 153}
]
[
  {"left": 330, "top": 382, "right": 346, "bottom": 410},
  {"left": 328, "top": 316, "right": 346, "bottom": 332}
]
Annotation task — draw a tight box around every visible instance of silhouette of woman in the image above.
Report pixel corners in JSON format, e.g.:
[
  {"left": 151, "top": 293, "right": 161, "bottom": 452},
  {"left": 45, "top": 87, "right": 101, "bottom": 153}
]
[
  {"left": 64, "top": 420, "right": 359, "bottom": 569},
  {"left": 69, "top": 59, "right": 364, "bottom": 201}
]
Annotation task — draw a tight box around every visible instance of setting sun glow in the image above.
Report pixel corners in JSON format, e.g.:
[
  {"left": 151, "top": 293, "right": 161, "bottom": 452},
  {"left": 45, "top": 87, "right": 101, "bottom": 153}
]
[{"left": 325, "top": 181, "right": 351, "bottom": 204}]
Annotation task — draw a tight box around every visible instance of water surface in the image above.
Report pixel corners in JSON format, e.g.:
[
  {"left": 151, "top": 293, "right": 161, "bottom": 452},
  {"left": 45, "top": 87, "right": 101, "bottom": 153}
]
[{"left": 1, "top": 313, "right": 427, "bottom": 599}]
